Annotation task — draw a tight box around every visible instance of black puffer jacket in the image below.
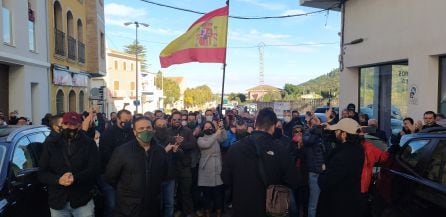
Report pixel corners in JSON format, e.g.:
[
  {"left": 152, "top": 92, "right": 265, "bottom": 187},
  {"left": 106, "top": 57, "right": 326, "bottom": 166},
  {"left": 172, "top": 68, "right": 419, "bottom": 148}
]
[
  {"left": 317, "top": 140, "right": 364, "bottom": 217},
  {"left": 38, "top": 131, "right": 99, "bottom": 209},
  {"left": 303, "top": 126, "right": 325, "bottom": 173},
  {"left": 105, "top": 139, "right": 167, "bottom": 217}
]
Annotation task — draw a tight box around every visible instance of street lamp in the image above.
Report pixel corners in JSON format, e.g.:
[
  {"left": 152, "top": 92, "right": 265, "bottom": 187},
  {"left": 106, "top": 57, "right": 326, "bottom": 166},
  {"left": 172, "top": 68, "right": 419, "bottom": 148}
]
[{"left": 124, "top": 21, "right": 149, "bottom": 114}]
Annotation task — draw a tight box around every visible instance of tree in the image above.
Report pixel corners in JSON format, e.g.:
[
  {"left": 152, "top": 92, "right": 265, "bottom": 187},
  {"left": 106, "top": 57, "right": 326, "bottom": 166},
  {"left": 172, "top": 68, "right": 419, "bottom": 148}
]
[
  {"left": 184, "top": 85, "right": 213, "bottom": 107},
  {"left": 124, "top": 40, "right": 148, "bottom": 71},
  {"left": 155, "top": 70, "right": 163, "bottom": 89},
  {"left": 163, "top": 78, "right": 180, "bottom": 107},
  {"left": 228, "top": 93, "right": 247, "bottom": 103},
  {"left": 262, "top": 92, "right": 282, "bottom": 102}
]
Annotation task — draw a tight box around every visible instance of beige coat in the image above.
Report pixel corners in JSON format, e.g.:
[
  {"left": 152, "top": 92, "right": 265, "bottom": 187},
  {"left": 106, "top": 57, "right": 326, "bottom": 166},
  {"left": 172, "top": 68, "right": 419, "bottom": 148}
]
[{"left": 197, "top": 130, "right": 227, "bottom": 187}]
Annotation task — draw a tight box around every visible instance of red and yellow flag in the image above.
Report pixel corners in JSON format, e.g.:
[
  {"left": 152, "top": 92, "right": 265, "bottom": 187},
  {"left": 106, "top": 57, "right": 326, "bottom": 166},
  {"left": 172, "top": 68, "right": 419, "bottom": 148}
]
[{"left": 159, "top": 6, "right": 229, "bottom": 68}]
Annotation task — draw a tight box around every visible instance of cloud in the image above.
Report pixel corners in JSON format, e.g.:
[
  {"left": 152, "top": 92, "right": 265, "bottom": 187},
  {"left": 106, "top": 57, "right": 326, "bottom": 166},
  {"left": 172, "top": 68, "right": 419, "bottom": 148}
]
[
  {"left": 105, "top": 16, "right": 181, "bottom": 37},
  {"left": 104, "top": 3, "right": 147, "bottom": 18},
  {"left": 235, "top": 0, "right": 287, "bottom": 11},
  {"left": 229, "top": 29, "right": 292, "bottom": 44},
  {"left": 281, "top": 9, "right": 307, "bottom": 16}
]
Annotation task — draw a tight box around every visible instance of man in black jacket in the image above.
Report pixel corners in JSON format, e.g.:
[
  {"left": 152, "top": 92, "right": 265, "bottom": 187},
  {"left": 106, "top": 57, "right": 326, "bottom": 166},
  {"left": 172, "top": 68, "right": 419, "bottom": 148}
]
[
  {"left": 105, "top": 116, "right": 167, "bottom": 217},
  {"left": 39, "top": 112, "right": 99, "bottom": 217},
  {"left": 98, "top": 109, "right": 134, "bottom": 217},
  {"left": 221, "top": 108, "right": 300, "bottom": 217},
  {"left": 167, "top": 111, "right": 197, "bottom": 217},
  {"left": 317, "top": 118, "right": 364, "bottom": 217},
  {"left": 154, "top": 117, "right": 181, "bottom": 217}
]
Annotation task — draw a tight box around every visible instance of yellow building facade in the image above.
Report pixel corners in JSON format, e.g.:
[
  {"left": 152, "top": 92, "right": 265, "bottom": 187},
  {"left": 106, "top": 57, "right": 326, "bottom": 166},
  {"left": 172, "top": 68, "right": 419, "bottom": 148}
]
[{"left": 48, "top": 0, "right": 105, "bottom": 114}]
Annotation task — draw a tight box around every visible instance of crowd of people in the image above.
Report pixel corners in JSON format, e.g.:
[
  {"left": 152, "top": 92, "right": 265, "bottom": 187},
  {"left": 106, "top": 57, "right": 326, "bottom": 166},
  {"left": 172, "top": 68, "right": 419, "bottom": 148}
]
[{"left": 1, "top": 104, "right": 445, "bottom": 217}]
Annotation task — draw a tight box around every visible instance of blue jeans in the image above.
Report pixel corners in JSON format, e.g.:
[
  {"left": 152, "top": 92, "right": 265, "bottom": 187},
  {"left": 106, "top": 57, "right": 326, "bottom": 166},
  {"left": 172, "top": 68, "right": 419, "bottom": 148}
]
[
  {"left": 98, "top": 175, "right": 115, "bottom": 217},
  {"left": 50, "top": 199, "right": 94, "bottom": 217},
  {"left": 162, "top": 179, "right": 175, "bottom": 217},
  {"left": 308, "top": 172, "right": 320, "bottom": 217}
]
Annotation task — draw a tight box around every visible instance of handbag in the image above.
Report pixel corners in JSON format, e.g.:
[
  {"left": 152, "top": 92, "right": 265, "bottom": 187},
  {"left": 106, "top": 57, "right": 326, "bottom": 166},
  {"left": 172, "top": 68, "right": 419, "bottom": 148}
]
[{"left": 252, "top": 137, "right": 290, "bottom": 217}]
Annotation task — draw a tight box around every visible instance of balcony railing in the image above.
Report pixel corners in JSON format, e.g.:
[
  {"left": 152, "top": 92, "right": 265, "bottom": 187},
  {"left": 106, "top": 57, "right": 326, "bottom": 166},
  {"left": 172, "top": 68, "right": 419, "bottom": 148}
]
[
  {"left": 55, "top": 29, "right": 65, "bottom": 56},
  {"left": 78, "top": 41, "right": 85, "bottom": 64},
  {"left": 67, "top": 36, "right": 77, "bottom": 61}
]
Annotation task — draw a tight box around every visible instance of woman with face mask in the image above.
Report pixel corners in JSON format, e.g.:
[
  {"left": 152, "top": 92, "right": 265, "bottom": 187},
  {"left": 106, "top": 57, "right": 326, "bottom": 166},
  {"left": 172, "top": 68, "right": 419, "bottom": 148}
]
[{"left": 197, "top": 121, "right": 227, "bottom": 217}]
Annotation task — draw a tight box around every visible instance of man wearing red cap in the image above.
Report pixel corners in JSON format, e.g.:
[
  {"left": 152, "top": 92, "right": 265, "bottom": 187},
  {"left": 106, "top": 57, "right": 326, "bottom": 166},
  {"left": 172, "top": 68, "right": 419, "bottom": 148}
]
[{"left": 39, "top": 112, "right": 99, "bottom": 217}]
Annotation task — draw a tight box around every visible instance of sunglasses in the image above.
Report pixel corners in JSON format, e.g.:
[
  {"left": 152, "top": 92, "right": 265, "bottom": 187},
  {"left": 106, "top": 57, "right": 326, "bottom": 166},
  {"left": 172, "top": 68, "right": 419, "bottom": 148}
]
[{"left": 294, "top": 130, "right": 303, "bottom": 133}]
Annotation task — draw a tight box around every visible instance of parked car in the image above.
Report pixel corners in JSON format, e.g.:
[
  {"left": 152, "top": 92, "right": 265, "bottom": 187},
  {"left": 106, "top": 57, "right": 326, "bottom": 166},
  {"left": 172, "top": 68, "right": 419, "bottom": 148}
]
[
  {"left": 313, "top": 106, "right": 339, "bottom": 114},
  {"left": 0, "top": 125, "right": 50, "bottom": 217},
  {"left": 372, "top": 127, "right": 446, "bottom": 217}
]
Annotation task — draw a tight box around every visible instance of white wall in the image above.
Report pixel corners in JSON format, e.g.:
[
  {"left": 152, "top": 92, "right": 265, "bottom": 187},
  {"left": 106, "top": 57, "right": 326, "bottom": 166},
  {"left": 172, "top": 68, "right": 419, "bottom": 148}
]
[
  {"left": 341, "top": 0, "right": 446, "bottom": 118},
  {"left": 9, "top": 65, "right": 49, "bottom": 124},
  {"left": 0, "top": 0, "right": 48, "bottom": 63}
]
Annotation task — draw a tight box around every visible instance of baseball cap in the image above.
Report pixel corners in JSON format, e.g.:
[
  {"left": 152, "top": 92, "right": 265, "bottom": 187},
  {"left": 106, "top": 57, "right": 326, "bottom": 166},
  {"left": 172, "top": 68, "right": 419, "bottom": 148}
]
[
  {"left": 62, "top": 112, "right": 82, "bottom": 125},
  {"left": 327, "top": 118, "right": 359, "bottom": 134}
]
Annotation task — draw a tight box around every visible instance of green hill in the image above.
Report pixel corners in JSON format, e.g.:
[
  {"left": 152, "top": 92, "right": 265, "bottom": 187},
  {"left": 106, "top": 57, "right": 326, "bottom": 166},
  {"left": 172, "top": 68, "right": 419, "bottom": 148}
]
[{"left": 283, "top": 68, "right": 340, "bottom": 99}]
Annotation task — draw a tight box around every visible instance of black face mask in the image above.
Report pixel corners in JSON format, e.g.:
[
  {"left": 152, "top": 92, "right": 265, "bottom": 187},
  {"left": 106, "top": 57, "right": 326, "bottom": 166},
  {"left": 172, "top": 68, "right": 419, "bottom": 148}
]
[
  {"left": 120, "top": 121, "right": 132, "bottom": 130},
  {"left": 204, "top": 128, "right": 215, "bottom": 135},
  {"left": 62, "top": 128, "right": 78, "bottom": 140},
  {"left": 155, "top": 127, "right": 168, "bottom": 140},
  {"left": 273, "top": 128, "right": 283, "bottom": 138}
]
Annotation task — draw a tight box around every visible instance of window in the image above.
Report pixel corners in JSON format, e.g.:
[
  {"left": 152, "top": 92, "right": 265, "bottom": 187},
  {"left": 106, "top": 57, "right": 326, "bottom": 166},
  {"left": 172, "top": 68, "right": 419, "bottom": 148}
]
[
  {"left": 28, "top": 20, "right": 35, "bottom": 51},
  {"left": 360, "top": 63, "right": 409, "bottom": 136},
  {"left": 56, "top": 90, "right": 64, "bottom": 114},
  {"left": 114, "top": 81, "right": 119, "bottom": 90},
  {"left": 439, "top": 57, "right": 446, "bottom": 115},
  {"left": 0, "top": 146, "right": 6, "bottom": 175},
  {"left": 123, "top": 62, "right": 127, "bottom": 71},
  {"left": 69, "top": 90, "right": 76, "bottom": 112},
  {"left": 28, "top": 1, "right": 35, "bottom": 51},
  {"left": 131, "top": 63, "right": 134, "bottom": 71},
  {"left": 27, "top": 133, "right": 46, "bottom": 143},
  {"left": 79, "top": 91, "right": 84, "bottom": 112},
  {"left": 130, "top": 82, "right": 135, "bottom": 90},
  {"left": 400, "top": 139, "right": 430, "bottom": 167},
  {"left": 2, "top": 4, "right": 12, "bottom": 45},
  {"left": 114, "top": 61, "right": 118, "bottom": 70},
  {"left": 100, "top": 32, "right": 105, "bottom": 58},
  {"left": 426, "top": 140, "right": 446, "bottom": 184},
  {"left": 11, "top": 137, "right": 34, "bottom": 176}
]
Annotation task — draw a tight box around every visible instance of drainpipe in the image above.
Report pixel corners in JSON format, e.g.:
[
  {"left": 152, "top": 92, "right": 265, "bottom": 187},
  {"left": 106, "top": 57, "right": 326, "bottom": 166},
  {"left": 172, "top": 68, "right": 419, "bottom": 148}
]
[{"left": 339, "top": 0, "right": 346, "bottom": 72}]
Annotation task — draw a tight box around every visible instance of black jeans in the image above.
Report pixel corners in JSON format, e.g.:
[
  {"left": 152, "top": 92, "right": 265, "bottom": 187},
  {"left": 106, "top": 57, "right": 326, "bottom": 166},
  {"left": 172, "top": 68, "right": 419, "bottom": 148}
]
[
  {"left": 201, "top": 185, "right": 225, "bottom": 210},
  {"left": 176, "top": 168, "right": 194, "bottom": 215},
  {"left": 191, "top": 166, "right": 203, "bottom": 211}
]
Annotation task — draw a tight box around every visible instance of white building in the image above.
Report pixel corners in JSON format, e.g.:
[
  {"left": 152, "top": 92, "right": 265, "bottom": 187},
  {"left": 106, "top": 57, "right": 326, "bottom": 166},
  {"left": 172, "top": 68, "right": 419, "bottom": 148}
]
[
  {"left": 301, "top": 0, "right": 446, "bottom": 135},
  {"left": 141, "top": 72, "right": 164, "bottom": 112},
  {"left": 0, "top": 0, "right": 50, "bottom": 124},
  {"left": 104, "top": 49, "right": 163, "bottom": 114}
]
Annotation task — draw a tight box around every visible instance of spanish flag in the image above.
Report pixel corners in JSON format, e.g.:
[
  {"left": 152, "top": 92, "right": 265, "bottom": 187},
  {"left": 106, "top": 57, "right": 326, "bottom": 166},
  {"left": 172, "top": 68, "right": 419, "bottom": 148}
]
[{"left": 160, "top": 6, "right": 229, "bottom": 68}]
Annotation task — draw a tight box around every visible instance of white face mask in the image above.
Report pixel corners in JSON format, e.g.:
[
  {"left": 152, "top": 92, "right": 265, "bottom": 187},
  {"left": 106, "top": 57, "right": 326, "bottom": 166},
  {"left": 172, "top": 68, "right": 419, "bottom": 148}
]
[
  {"left": 284, "top": 117, "right": 291, "bottom": 123},
  {"left": 206, "top": 116, "right": 213, "bottom": 122},
  {"left": 181, "top": 120, "right": 187, "bottom": 126}
]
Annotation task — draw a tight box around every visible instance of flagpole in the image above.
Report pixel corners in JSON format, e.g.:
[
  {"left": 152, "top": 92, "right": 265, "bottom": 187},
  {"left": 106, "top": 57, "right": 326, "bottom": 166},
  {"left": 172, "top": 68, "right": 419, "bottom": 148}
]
[{"left": 220, "top": 0, "right": 229, "bottom": 117}]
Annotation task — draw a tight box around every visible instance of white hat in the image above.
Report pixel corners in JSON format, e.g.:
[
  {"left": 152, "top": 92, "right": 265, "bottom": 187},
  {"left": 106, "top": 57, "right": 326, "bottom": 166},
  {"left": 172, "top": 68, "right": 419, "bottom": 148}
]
[{"left": 328, "top": 118, "right": 360, "bottom": 134}]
